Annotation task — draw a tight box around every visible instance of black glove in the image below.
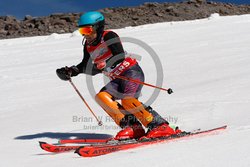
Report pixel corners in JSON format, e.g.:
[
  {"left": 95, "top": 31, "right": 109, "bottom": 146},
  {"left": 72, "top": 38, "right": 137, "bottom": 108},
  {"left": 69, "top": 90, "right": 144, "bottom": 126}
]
[{"left": 56, "top": 66, "right": 79, "bottom": 81}]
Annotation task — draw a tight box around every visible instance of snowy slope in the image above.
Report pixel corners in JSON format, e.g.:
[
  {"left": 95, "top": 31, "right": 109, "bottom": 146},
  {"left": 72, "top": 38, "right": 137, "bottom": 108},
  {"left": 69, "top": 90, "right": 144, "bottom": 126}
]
[{"left": 1, "top": 14, "right": 250, "bottom": 166}]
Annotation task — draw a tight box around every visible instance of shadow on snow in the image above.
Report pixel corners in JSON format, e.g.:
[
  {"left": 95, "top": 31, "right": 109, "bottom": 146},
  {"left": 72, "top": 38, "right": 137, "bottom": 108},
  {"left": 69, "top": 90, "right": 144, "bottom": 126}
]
[{"left": 14, "top": 132, "right": 113, "bottom": 140}]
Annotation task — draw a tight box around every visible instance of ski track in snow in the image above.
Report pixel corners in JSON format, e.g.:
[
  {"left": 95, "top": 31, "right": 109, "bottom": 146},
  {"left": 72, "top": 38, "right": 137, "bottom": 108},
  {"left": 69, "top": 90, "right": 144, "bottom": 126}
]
[{"left": 0, "top": 14, "right": 250, "bottom": 166}]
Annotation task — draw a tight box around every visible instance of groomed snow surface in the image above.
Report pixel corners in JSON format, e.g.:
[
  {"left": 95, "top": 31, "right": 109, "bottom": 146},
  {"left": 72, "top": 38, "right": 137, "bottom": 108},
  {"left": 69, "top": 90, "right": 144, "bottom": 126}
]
[{"left": 1, "top": 14, "right": 250, "bottom": 166}]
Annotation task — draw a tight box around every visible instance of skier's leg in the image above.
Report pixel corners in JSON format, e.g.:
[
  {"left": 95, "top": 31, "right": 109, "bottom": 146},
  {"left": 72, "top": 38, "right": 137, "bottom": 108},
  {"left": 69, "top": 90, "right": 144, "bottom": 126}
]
[
  {"left": 95, "top": 79, "right": 145, "bottom": 139},
  {"left": 121, "top": 97, "right": 177, "bottom": 138},
  {"left": 96, "top": 79, "right": 137, "bottom": 126},
  {"left": 119, "top": 65, "right": 165, "bottom": 128},
  {"left": 121, "top": 98, "right": 154, "bottom": 127},
  {"left": 120, "top": 65, "right": 178, "bottom": 138},
  {"left": 121, "top": 98, "right": 168, "bottom": 127},
  {"left": 95, "top": 91, "right": 124, "bottom": 126}
]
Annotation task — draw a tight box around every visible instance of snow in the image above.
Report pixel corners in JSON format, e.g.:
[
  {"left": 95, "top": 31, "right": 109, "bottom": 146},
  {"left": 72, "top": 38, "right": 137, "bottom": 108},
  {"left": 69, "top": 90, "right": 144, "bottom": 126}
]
[{"left": 1, "top": 14, "right": 250, "bottom": 166}]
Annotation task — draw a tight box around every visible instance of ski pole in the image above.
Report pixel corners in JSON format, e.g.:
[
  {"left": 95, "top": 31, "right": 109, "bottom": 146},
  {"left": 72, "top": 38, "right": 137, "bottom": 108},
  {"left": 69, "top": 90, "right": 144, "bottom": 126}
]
[
  {"left": 102, "top": 71, "right": 173, "bottom": 94},
  {"left": 68, "top": 78, "right": 103, "bottom": 126}
]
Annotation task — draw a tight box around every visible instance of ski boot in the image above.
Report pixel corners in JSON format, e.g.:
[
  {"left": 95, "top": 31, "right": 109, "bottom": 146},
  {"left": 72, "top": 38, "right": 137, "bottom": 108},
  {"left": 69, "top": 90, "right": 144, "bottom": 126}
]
[
  {"left": 114, "top": 115, "right": 146, "bottom": 140},
  {"left": 141, "top": 105, "right": 182, "bottom": 138},
  {"left": 115, "top": 123, "right": 145, "bottom": 140},
  {"left": 146, "top": 123, "right": 182, "bottom": 138}
]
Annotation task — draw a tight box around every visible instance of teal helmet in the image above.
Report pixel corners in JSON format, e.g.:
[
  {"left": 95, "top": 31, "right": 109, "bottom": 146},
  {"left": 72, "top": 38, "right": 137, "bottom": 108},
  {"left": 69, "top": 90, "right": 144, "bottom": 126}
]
[
  {"left": 78, "top": 11, "right": 105, "bottom": 28},
  {"left": 78, "top": 11, "right": 105, "bottom": 44}
]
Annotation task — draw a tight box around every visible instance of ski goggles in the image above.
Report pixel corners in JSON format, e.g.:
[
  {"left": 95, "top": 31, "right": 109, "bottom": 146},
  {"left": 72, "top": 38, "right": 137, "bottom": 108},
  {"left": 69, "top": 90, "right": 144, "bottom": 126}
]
[{"left": 78, "top": 26, "right": 94, "bottom": 35}]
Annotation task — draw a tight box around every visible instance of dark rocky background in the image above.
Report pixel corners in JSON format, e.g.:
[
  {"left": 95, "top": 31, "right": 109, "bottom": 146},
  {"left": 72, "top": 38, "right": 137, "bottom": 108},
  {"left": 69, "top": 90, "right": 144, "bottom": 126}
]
[{"left": 1, "top": 0, "right": 250, "bottom": 39}]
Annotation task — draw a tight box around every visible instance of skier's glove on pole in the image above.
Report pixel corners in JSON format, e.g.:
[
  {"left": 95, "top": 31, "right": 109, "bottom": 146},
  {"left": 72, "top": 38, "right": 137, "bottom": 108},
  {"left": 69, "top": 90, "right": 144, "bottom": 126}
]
[{"left": 56, "top": 66, "right": 79, "bottom": 81}]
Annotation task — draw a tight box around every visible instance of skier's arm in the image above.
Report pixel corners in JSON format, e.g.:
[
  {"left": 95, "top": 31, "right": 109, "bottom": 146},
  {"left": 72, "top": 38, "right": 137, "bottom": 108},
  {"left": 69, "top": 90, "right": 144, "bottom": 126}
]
[
  {"left": 76, "top": 45, "right": 102, "bottom": 76},
  {"left": 104, "top": 31, "right": 125, "bottom": 67},
  {"left": 66, "top": 31, "right": 125, "bottom": 79},
  {"left": 56, "top": 45, "right": 101, "bottom": 81}
]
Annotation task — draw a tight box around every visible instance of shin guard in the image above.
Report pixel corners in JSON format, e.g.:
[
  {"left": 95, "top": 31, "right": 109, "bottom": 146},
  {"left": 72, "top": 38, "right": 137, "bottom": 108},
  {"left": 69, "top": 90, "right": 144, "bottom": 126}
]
[
  {"left": 95, "top": 92, "right": 125, "bottom": 126},
  {"left": 121, "top": 98, "right": 154, "bottom": 127}
]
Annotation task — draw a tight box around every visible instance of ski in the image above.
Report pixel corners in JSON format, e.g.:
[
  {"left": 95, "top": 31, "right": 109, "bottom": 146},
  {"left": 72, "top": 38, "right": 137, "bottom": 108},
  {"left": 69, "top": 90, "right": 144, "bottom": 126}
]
[
  {"left": 39, "top": 142, "right": 80, "bottom": 153},
  {"left": 59, "top": 137, "right": 113, "bottom": 144},
  {"left": 75, "top": 125, "right": 227, "bottom": 157},
  {"left": 39, "top": 125, "right": 227, "bottom": 155},
  {"left": 39, "top": 138, "right": 112, "bottom": 153}
]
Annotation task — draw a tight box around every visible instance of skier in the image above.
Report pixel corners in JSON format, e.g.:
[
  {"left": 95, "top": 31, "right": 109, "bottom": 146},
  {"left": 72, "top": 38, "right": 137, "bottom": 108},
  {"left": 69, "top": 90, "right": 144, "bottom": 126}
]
[{"left": 56, "top": 11, "right": 181, "bottom": 140}]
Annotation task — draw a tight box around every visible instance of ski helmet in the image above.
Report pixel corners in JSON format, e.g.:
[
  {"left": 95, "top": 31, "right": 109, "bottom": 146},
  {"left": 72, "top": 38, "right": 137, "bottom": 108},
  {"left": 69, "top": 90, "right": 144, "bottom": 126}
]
[
  {"left": 78, "top": 11, "right": 105, "bottom": 28},
  {"left": 78, "top": 11, "right": 105, "bottom": 44}
]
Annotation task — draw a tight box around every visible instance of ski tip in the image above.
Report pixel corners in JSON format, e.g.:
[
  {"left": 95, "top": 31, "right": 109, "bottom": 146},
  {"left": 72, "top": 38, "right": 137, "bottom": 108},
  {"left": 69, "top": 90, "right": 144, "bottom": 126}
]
[
  {"left": 39, "top": 141, "right": 47, "bottom": 145},
  {"left": 74, "top": 146, "right": 84, "bottom": 155},
  {"left": 39, "top": 141, "right": 50, "bottom": 151},
  {"left": 39, "top": 141, "right": 47, "bottom": 147}
]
